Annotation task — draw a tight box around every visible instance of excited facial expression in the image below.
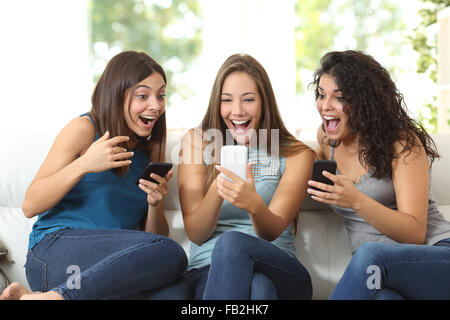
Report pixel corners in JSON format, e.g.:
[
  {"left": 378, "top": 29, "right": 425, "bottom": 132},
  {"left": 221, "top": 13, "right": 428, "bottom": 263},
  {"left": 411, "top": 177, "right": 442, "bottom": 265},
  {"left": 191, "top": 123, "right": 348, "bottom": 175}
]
[
  {"left": 316, "top": 73, "right": 350, "bottom": 141},
  {"left": 220, "top": 71, "right": 262, "bottom": 145},
  {"left": 123, "top": 72, "right": 166, "bottom": 137}
]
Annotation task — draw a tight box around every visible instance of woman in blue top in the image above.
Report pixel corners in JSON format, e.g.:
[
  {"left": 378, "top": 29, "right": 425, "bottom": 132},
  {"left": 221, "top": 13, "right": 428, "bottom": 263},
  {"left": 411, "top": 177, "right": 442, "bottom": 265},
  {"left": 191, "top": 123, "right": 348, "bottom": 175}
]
[
  {"left": 163, "top": 53, "right": 314, "bottom": 300},
  {"left": 0, "top": 51, "right": 187, "bottom": 300}
]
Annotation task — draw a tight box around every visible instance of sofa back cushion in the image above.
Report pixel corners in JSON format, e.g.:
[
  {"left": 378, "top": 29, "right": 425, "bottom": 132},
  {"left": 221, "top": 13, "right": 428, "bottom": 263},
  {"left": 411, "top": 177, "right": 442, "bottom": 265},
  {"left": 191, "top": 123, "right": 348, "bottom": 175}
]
[
  {"left": 0, "top": 129, "right": 58, "bottom": 208},
  {"left": 163, "top": 129, "right": 186, "bottom": 211},
  {"left": 2, "top": 130, "right": 449, "bottom": 210},
  {"left": 430, "top": 134, "right": 450, "bottom": 205}
]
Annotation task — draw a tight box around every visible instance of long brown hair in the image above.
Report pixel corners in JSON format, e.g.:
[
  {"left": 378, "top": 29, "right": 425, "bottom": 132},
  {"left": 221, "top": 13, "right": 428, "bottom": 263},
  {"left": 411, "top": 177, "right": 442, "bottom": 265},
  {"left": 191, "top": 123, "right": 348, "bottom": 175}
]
[
  {"left": 90, "top": 51, "right": 167, "bottom": 176},
  {"left": 201, "top": 53, "right": 312, "bottom": 188}
]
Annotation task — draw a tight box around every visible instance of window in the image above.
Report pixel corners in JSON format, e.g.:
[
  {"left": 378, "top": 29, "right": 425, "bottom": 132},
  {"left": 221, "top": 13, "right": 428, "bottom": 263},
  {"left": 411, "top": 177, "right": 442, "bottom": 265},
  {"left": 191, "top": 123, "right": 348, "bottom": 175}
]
[{"left": 1, "top": 0, "right": 445, "bottom": 137}]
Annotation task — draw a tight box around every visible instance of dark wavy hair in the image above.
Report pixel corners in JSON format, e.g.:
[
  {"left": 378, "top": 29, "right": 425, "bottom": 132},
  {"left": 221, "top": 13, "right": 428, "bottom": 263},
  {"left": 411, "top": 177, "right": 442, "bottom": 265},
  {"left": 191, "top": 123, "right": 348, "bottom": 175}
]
[{"left": 311, "top": 50, "right": 439, "bottom": 179}]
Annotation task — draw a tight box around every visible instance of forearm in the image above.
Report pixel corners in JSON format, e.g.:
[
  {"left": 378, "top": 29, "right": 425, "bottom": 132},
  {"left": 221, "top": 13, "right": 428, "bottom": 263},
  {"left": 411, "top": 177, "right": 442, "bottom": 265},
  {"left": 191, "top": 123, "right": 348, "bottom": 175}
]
[
  {"left": 248, "top": 196, "right": 292, "bottom": 242},
  {"left": 182, "top": 180, "right": 224, "bottom": 245},
  {"left": 353, "top": 193, "right": 426, "bottom": 244},
  {"left": 22, "top": 157, "right": 87, "bottom": 218},
  {"left": 144, "top": 204, "right": 169, "bottom": 236}
]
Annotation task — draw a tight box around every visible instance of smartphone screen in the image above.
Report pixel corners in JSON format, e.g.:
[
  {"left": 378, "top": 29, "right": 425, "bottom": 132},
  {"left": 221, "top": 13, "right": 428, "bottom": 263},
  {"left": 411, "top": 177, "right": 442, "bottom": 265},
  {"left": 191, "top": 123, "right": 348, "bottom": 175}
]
[
  {"left": 220, "top": 145, "right": 248, "bottom": 181},
  {"left": 311, "top": 160, "right": 337, "bottom": 191},
  {"left": 135, "top": 162, "right": 173, "bottom": 185}
]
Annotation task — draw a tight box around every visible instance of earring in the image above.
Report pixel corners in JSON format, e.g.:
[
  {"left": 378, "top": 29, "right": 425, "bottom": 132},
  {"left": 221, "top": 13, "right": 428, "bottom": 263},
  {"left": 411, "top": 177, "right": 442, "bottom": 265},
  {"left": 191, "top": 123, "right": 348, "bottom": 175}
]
[{"left": 147, "top": 134, "right": 152, "bottom": 141}]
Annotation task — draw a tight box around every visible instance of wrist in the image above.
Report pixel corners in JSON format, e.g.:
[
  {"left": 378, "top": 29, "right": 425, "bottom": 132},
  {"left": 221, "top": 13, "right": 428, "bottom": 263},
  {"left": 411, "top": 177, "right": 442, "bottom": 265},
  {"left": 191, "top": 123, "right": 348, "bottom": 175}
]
[
  {"left": 248, "top": 194, "right": 265, "bottom": 216},
  {"left": 148, "top": 202, "right": 160, "bottom": 209},
  {"left": 211, "top": 178, "right": 223, "bottom": 200},
  {"left": 71, "top": 156, "right": 89, "bottom": 176},
  {"left": 351, "top": 191, "right": 367, "bottom": 212}
]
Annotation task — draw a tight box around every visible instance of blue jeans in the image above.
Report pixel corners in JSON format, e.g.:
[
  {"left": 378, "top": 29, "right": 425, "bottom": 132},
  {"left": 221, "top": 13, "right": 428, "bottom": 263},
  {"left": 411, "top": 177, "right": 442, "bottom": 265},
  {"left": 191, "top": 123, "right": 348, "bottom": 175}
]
[
  {"left": 145, "top": 265, "right": 279, "bottom": 300},
  {"left": 25, "top": 228, "right": 187, "bottom": 300},
  {"left": 148, "top": 231, "right": 312, "bottom": 300},
  {"left": 329, "top": 239, "right": 450, "bottom": 300}
]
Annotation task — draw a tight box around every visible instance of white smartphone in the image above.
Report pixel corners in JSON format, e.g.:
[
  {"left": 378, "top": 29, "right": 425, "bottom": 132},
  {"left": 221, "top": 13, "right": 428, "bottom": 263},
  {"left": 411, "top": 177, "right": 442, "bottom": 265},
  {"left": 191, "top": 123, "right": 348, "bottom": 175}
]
[{"left": 220, "top": 145, "right": 248, "bottom": 181}]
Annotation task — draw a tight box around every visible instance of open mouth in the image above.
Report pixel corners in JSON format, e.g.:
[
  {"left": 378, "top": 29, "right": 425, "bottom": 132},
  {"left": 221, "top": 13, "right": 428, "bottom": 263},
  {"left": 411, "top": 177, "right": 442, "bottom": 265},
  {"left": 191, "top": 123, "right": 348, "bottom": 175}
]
[
  {"left": 323, "top": 115, "right": 341, "bottom": 133},
  {"left": 139, "top": 115, "right": 157, "bottom": 128},
  {"left": 231, "top": 119, "right": 251, "bottom": 134}
]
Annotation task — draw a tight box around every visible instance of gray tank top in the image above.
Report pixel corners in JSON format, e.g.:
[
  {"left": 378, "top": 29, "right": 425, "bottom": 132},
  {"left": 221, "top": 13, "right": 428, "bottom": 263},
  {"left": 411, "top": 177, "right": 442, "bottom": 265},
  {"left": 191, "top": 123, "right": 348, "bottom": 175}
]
[{"left": 330, "top": 167, "right": 450, "bottom": 254}]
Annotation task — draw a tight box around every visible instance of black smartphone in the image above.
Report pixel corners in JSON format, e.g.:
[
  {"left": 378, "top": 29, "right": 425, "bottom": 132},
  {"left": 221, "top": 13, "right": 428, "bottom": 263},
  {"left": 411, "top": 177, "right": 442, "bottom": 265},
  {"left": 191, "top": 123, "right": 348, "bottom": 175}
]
[
  {"left": 311, "top": 160, "right": 337, "bottom": 191},
  {"left": 135, "top": 162, "right": 173, "bottom": 185}
]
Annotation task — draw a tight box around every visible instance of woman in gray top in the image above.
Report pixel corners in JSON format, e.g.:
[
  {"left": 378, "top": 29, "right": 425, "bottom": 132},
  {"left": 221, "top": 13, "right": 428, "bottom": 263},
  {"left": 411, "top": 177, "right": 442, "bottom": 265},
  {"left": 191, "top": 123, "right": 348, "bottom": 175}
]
[{"left": 307, "top": 50, "right": 450, "bottom": 299}]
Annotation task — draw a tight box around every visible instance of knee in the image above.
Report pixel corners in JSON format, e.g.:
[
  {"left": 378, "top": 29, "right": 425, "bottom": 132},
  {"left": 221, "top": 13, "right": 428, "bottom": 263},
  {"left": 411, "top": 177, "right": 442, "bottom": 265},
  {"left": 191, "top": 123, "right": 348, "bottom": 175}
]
[
  {"left": 147, "top": 234, "right": 188, "bottom": 275},
  {"left": 211, "top": 231, "right": 249, "bottom": 260},
  {"left": 214, "top": 231, "right": 248, "bottom": 252},
  {"left": 351, "top": 242, "right": 385, "bottom": 270},
  {"left": 164, "top": 238, "right": 188, "bottom": 272}
]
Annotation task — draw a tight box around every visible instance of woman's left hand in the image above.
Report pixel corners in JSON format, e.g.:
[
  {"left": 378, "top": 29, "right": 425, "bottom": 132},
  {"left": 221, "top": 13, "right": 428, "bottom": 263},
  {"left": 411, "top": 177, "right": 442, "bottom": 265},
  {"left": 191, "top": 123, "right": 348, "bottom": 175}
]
[
  {"left": 307, "top": 171, "right": 363, "bottom": 209},
  {"left": 215, "top": 163, "right": 260, "bottom": 212},
  {"left": 138, "top": 170, "right": 173, "bottom": 207}
]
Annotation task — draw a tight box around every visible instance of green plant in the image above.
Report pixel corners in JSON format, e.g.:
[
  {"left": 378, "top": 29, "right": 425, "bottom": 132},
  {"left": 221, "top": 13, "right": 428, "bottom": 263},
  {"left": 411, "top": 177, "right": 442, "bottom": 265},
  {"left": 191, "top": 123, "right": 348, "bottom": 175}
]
[
  {"left": 410, "top": 0, "right": 450, "bottom": 133},
  {"left": 418, "top": 97, "right": 438, "bottom": 132},
  {"left": 89, "top": 0, "right": 202, "bottom": 103}
]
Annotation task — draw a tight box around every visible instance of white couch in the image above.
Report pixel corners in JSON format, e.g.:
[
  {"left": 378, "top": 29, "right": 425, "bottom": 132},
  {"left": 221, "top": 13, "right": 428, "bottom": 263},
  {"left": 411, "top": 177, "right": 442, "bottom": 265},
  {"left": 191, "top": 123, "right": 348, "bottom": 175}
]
[{"left": 1, "top": 129, "right": 449, "bottom": 300}]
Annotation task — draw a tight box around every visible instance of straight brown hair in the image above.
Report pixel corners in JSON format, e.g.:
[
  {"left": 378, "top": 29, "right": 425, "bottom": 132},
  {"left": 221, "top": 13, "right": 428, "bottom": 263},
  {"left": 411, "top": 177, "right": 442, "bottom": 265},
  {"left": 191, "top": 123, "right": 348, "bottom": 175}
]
[
  {"left": 201, "top": 53, "right": 312, "bottom": 188},
  {"left": 90, "top": 51, "right": 167, "bottom": 176}
]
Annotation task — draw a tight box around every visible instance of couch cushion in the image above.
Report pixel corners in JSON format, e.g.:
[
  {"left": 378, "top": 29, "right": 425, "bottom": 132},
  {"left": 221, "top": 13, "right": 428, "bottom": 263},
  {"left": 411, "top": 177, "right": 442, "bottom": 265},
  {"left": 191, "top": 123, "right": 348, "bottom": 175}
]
[
  {"left": 0, "top": 206, "right": 36, "bottom": 290},
  {"left": 0, "top": 130, "right": 57, "bottom": 208},
  {"left": 294, "top": 210, "right": 352, "bottom": 300},
  {"left": 165, "top": 209, "right": 190, "bottom": 254},
  {"left": 0, "top": 239, "right": 8, "bottom": 260},
  {"left": 430, "top": 134, "right": 450, "bottom": 205},
  {"left": 439, "top": 205, "right": 450, "bottom": 221},
  {"left": 163, "top": 129, "right": 186, "bottom": 211}
]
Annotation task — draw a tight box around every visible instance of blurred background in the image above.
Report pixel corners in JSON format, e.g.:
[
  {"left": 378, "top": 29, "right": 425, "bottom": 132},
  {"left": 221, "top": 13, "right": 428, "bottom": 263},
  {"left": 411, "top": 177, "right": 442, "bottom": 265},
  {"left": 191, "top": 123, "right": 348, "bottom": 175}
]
[{"left": 1, "top": 0, "right": 449, "bottom": 141}]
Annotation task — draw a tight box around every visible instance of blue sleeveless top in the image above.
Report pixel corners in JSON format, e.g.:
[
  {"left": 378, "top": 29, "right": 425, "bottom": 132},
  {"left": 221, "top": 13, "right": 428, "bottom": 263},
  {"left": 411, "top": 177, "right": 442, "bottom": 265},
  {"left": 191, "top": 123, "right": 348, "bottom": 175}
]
[
  {"left": 187, "top": 148, "right": 296, "bottom": 270},
  {"left": 28, "top": 114, "right": 149, "bottom": 250}
]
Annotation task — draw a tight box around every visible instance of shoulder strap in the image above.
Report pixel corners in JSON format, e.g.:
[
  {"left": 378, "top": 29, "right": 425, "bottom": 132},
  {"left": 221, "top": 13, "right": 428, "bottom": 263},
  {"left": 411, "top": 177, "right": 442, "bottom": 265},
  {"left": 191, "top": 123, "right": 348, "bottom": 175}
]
[
  {"left": 329, "top": 140, "right": 336, "bottom": 160},
  {"left": 80, "top": 112, "right": 99, "bottom": 140}
]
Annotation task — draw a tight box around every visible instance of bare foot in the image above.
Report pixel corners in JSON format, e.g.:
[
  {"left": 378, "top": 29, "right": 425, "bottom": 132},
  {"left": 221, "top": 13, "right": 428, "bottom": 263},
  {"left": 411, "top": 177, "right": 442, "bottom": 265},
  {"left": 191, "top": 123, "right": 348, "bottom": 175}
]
[
  {"left": 21, "top": 290, "right": 64, "bottom": 300},
  {"left": 0, "top": 282, "right": 31, "bottom": 300},
  {"left": 1, "top": 282, "right": 64, "bottom": 300}
]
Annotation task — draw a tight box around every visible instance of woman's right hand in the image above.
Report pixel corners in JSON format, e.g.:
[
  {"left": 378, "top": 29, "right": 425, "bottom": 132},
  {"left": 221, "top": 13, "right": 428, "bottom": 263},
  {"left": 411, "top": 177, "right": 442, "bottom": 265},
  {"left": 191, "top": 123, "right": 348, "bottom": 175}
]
[{"left": 79, "top": 131, "right": 134, "bottom": 173}]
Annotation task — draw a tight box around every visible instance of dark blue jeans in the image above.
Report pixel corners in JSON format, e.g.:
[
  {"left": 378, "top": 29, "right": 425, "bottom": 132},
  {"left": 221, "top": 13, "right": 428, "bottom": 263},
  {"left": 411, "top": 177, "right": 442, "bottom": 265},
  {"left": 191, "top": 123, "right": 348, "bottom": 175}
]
[
  {"left": 147, "top": 231, "right": 312, "bottom": 300},
  {"left": 145, "top": 265, "right": 280, "bottom": 300},
  {"left": 329, "top": 239, "right": 450, "bottom": 300},
  {"left": 25, "top": 228, "right": 187, "bottom": 300}
]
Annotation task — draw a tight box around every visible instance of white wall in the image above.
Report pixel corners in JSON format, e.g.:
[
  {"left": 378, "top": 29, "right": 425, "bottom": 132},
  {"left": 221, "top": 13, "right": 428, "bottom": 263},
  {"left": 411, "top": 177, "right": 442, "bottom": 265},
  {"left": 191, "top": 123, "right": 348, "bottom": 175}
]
[{"left": 0, "top": 1, "right": 90, "bottom": 137}]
